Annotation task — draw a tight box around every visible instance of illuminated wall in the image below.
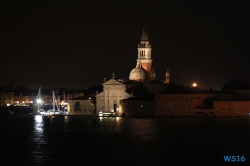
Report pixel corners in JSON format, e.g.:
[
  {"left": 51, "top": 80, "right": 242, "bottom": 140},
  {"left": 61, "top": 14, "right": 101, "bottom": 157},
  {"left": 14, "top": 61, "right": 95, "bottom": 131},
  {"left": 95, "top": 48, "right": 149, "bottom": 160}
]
[
  {"left": 214, "top": 101, "right": 250, "bottom": 116},
  {"left": 120, "top": 98, "right": 155, "bottom": 117},
  {"left": 67, "top": 98, "right": 95, "bottom": 115},
  {"left": 96, "top": 78, "right": 131, "bottom": 115},
  {"left": 155, "top": 94, "right": 216, "bottom": 116},
  {"left": 0, "top": 92, "right": 14, "bottom": 106}
]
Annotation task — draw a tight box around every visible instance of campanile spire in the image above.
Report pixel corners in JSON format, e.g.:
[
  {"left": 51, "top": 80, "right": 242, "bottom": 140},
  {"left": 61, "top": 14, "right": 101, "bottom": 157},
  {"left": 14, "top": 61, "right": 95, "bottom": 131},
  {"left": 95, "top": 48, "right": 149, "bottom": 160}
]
[
  {"left": 141, "top": 27, "right": 149, "bottom": 41},
  {"left": 137, "top": 27, "right": 153, "bottom": 80}
]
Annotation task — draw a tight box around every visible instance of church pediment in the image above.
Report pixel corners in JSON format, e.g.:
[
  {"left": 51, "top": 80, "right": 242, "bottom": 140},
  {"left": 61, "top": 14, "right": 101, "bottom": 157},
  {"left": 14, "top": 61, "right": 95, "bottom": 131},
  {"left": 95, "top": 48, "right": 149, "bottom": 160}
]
[{"left": 103, "top": 78, "right": 123, "bottom": 85}]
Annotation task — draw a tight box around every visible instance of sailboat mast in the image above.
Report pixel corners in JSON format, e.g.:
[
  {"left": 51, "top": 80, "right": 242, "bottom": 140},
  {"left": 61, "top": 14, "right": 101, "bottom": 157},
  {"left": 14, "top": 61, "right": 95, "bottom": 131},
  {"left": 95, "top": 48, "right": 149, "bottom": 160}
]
[
  {"left": 64, "top": 91, "right": 65, "bottom": 102},
  {"left": 52, "top": 90, "right": 55, "bottom": 113},
  {"left": 63, "top": 91, "right": 65, "bottom": 112},
  {"left": 56, "top": 94, "right": 60, "bottom": 111},
  {"left": 38, "top": 86, "right": 41, "bottom": 98}
]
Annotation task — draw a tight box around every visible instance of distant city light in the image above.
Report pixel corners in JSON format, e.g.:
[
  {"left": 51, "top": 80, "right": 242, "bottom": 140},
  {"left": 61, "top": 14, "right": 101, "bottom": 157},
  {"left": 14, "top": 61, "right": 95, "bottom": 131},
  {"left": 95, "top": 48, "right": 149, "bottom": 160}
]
[
  {"left": 36, "top": 99, "right": 41, "bottom": 103},
  {"left": 192, "top": 83, "right": 197, "bottom": 87}
]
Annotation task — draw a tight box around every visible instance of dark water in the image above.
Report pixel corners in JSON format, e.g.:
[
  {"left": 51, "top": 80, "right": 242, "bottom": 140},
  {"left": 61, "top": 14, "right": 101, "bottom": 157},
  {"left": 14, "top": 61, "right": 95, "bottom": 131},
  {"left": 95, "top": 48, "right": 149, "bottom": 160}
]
[{"left": 0, "top": 115, "right": 249, "bottom": 165}]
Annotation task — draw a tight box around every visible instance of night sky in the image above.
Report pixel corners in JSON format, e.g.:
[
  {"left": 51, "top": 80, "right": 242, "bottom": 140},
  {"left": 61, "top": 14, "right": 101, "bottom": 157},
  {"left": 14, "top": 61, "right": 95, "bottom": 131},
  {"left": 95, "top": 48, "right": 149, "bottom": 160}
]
[{"left": 1, "top": 1, "right": 249, "bottom": 90}]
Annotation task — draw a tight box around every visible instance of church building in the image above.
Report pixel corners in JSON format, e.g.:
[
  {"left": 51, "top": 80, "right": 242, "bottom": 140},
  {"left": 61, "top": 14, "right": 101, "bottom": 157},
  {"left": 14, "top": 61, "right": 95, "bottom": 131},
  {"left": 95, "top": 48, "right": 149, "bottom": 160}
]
[{"left": 96, "top": 27, "right": 170, "bottom": 116}]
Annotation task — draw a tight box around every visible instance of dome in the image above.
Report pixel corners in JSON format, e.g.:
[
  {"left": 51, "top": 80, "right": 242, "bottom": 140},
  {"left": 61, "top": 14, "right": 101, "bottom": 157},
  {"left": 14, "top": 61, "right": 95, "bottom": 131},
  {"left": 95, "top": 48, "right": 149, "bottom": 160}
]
[{"left": 129, "top": 67, "right": 148, "bottom": 82}]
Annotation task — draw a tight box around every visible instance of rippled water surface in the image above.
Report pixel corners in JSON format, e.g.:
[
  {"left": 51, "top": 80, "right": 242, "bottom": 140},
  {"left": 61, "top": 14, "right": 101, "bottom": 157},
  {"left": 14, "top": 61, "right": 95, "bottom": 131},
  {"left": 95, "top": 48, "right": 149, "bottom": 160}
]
[{"left": 0, "top": 115, "right": 250, "bottom": 165}]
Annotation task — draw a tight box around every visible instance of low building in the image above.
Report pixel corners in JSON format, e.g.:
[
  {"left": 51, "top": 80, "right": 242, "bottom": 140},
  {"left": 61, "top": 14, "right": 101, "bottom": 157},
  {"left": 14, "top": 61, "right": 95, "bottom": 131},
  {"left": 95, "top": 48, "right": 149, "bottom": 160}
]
[
  {"left": 155, "top": 93, "right": 227, "bottom": 116},
  {"left": 0, "top": 91, "right": 14, "bottom": 106},
  {"left": 14, "top": 93, "right": 32, "bottom": 106},
  {"left": 67, "top": 96, "right": 96, "bottom": 115},
  {"left": 68, "top": 92, "right": 84, "bottom": 100},
  {"left": 214, "top": 96, "right": 250, "bottom": 116},
  {"left": 120, "top": 96, "right": 155, "bottom": 117},
  {"left": 194, "top": 108, "right": 215, "bottom": 117}
]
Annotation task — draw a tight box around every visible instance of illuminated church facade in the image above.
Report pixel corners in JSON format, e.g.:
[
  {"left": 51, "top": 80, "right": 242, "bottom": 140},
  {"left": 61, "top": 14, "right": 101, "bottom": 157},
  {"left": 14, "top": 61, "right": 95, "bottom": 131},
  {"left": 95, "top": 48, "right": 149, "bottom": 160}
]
[{"left": 96, "top": 27, "right": 170, "bottom": 116}]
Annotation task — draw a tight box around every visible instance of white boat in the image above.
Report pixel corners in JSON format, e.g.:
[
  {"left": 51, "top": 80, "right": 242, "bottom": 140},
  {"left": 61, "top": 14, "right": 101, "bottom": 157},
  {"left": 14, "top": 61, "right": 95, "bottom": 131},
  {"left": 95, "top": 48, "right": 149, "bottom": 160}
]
[
  {"left": 98, "top": 111, "right": 116, "bottom": 117},
  {"left": 39, "top": 109, "right": 46, "bottom": 115}
]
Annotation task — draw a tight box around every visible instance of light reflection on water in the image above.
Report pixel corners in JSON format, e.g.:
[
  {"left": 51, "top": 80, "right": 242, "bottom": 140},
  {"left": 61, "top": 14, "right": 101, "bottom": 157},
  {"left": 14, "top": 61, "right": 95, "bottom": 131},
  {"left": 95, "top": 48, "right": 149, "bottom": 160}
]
[
  {"left": 26, "top": 115, "right": 50, "bottom": 165},
  {"left": 34, "top": 116, "right": 43, "bottom": 133},
  {"left": 118, "top": 118, "right": 156, "bottom": 139},
  {"left": 130, "top": 119, "right": 157, "bottom": 140}
]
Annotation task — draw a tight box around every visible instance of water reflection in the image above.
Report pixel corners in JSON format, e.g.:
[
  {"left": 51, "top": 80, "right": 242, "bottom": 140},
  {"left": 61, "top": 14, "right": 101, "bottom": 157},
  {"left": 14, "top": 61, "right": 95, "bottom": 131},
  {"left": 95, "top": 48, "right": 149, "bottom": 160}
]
[
  {"left": 99, "top": 117, "right": 103, "bottom": 121},
  {"left": 130, "top": 119, "right": 157, "bottom": 140},
  {"left": 97, "top": 117, "right": 157, "bottom": 140},
  {"left": 26, "top": 115, "right": 49, "bottom": 165},
  {"left": 34, "top": 115, "right": 43, "bottom": 133},
  {"left": 115, "top": 117, "right": 120, "bottom": 122}
]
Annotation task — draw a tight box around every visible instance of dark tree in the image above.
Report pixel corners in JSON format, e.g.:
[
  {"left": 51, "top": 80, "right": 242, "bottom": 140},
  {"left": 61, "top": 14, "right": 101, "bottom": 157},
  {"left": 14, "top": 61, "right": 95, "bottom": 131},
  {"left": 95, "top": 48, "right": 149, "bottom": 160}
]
[
  {"left": 88, "top": 85, "right": 103, "bottom": 95},
  {"left": 222, "top": 79, "right": 250, "bottom": 90}
]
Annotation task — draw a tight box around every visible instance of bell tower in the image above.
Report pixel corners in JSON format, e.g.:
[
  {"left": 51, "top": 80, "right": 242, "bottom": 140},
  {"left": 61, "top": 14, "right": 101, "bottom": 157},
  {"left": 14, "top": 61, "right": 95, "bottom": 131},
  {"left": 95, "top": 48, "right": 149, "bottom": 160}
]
[{"left": 137, "top": 27, "right": 152, "bottom": 80}]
